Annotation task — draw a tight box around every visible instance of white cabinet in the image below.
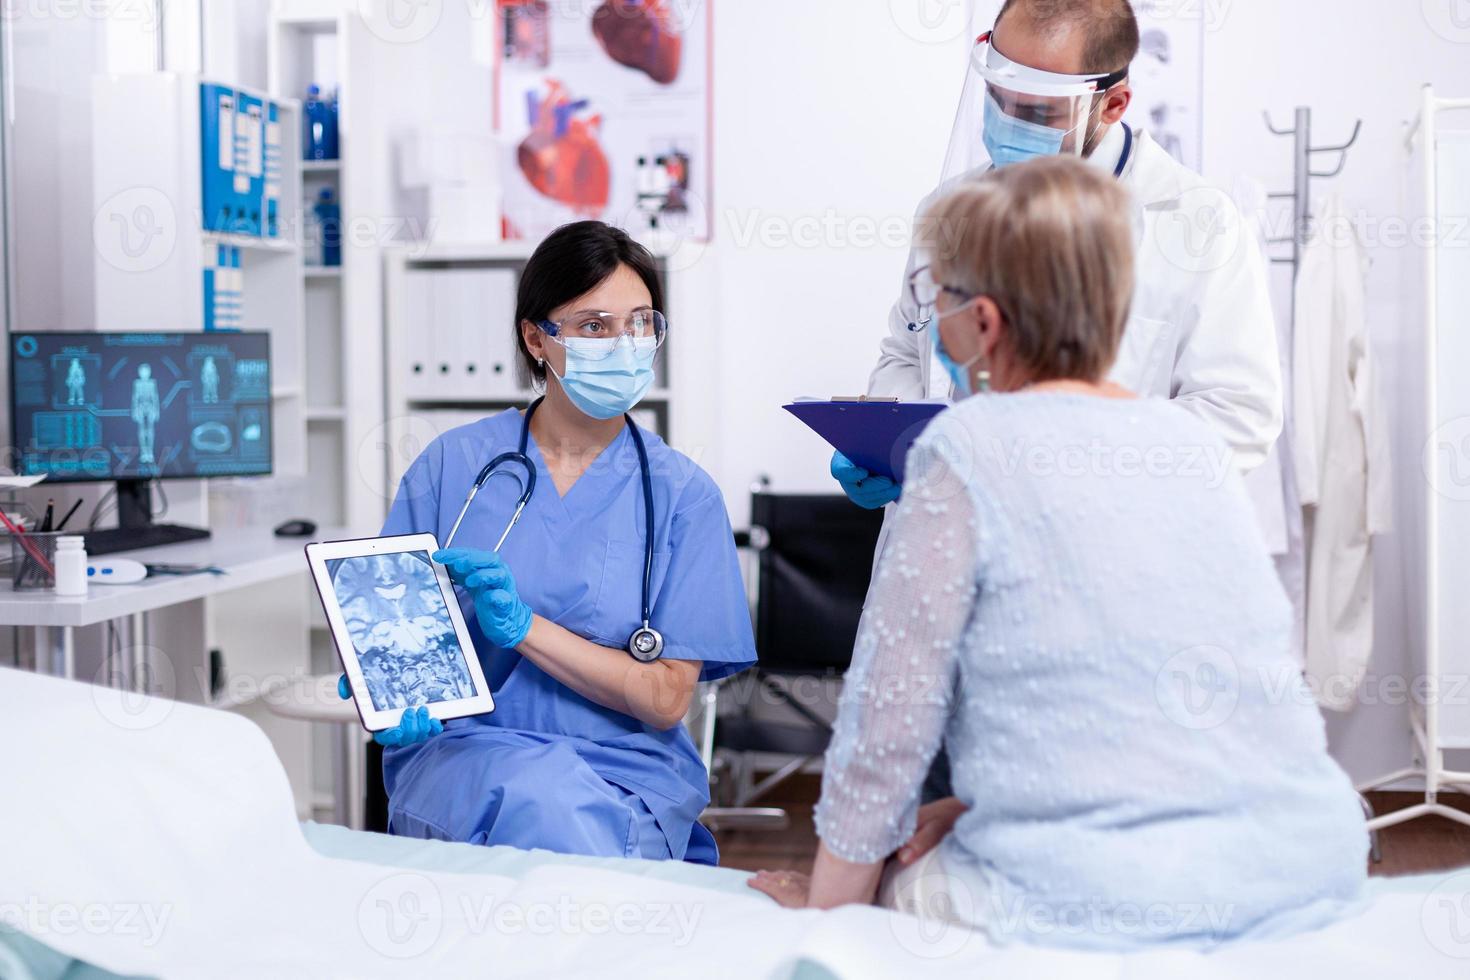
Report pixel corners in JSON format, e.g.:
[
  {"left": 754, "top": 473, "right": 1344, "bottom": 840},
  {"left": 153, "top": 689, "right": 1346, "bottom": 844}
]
[{"left": 405, "top": 267, "right": 521, "bottom": 401}]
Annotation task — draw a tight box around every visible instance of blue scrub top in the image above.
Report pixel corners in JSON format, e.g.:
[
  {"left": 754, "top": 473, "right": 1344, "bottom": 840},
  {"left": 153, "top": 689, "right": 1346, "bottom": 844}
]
[{"left": 378, "top": 409, "right": 756, "bottom": 863}]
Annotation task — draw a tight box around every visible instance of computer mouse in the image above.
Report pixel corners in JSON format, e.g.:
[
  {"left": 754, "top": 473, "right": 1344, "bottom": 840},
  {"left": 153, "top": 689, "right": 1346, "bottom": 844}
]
[{"left": 274, "top": 518, "right": 318, "bottom": 538}]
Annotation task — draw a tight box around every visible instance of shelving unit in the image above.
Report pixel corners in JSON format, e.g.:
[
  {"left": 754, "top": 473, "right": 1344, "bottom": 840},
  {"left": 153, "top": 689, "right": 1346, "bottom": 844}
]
[
  {"left": 90, "top": 71, "right": 315, "bottom": 815},
  {"left": 268, "top": 1, "right": 387, "bottom": 540},
  {"left": 269, "top": 1, "right": 393, "bottom": 824}
]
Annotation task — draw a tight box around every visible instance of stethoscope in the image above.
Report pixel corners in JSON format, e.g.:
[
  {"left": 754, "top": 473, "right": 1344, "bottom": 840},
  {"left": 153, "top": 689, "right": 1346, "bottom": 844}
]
[
  {"left": 443, "top": 396, "right": 665, "bottom": 663},
  {"left": 906, "top": 123, "right": 1135, "bottom": 334}
]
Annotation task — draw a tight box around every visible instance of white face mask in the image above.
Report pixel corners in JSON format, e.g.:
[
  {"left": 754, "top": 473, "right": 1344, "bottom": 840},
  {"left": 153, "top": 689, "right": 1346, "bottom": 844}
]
[{"left": 547, "top": 336, "right": 658, "bottom": 420}]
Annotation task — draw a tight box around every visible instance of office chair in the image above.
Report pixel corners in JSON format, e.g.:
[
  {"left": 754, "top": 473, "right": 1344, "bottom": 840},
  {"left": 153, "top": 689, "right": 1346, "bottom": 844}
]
[{"left": 700, "top": 489, "right": 885, "bottom": 832}]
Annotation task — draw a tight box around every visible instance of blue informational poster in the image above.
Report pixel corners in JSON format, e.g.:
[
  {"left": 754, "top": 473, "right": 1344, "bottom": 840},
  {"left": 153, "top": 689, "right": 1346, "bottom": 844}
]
[
  {"left": 200, "top": 83, "right": 237, "bottom": 233},
  {"left": 264, "top": 101, "right": 282, "bottom": 238},
  {"left": 9, "top": 332, "right": 273, "bottom": 481},
  {"left": 233, "top": 91, "right": 266, "bottom": 235}
]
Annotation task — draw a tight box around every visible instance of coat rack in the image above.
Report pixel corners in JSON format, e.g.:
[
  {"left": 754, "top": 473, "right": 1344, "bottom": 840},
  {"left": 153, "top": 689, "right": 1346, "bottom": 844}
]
[
  {"left": 1262, "top": 107, "right": 1378, "bottom": 862},
  {"left": 1262, "top": 107, "right": 1363, "bottom": 285}
]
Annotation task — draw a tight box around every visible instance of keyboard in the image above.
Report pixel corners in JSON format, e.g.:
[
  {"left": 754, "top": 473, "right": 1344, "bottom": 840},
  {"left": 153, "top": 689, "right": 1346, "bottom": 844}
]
[{"left": 83, "top": 523, "right": 212, "bottom": 556}]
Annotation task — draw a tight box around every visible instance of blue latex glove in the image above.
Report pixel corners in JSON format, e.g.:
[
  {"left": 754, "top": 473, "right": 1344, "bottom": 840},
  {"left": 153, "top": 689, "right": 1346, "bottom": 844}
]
[
  {"left": 432, "top": 548, "right": 534, "bottom": 648},
  {"left": 831, "top": 451, "right": 901, "bottom": 510},
  {"left": 337, "top": 674, "right": 443, "bottom": 747}
]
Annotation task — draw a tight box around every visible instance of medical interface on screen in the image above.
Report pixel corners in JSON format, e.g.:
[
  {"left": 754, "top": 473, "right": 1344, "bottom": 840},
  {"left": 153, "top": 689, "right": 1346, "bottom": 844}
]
[
  {"left": 9, "top": 332, "right": 273, "bottom": 482},
  {"left": 326, "top": 551, "right": 479, "bottom": 712}
]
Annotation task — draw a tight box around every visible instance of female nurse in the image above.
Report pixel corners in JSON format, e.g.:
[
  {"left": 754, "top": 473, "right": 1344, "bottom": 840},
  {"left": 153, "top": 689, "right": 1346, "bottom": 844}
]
[{"left": 348, "top": 220, "right": 756, "bottom": 863}]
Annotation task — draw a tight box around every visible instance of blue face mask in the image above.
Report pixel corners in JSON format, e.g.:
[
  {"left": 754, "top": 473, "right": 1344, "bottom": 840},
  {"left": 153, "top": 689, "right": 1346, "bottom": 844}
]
[
  {"left": 929, "top": 295, "right": 987, "bottom": 399},
  {"left": 549, "top": 336, "right": 658, "bottom": 420},
  {"left": 932, "top": 329, "right": 975, "bottom": 399},
  {"left": 983, "top": 90, "right": 1067, "bottom": 169}
]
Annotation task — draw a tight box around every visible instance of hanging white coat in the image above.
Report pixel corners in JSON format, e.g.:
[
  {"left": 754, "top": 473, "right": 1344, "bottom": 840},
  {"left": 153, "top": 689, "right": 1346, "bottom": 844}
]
[{"left": 1293, "top": 194, "right": 1392, "bottom": 711}]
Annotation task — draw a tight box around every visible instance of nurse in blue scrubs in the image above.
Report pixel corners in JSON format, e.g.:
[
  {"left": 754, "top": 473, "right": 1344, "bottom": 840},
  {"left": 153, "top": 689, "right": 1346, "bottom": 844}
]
[{"left": 360, "top": 221, "right": 756, "bottom": 864}]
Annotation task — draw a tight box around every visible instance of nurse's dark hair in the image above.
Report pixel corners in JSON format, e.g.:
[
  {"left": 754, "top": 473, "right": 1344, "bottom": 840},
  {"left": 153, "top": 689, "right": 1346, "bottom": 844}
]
[
  {"left": 514, "top": 220, "right": 665, "bottom": 387},
  {"left": 994, "top": 0, "right": 1140, "bottom": 74}
]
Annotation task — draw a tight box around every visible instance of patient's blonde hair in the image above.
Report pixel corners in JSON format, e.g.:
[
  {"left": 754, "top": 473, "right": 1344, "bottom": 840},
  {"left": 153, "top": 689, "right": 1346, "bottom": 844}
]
[{"left": 923, "top": 156, "right": 1135, "bottom": 383}]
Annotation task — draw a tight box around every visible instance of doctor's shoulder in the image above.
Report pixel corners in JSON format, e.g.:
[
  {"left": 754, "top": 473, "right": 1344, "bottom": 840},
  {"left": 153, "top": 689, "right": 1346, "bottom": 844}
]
[{"left": 1129, "top": 129, "right": 1248, "bottom": 230}]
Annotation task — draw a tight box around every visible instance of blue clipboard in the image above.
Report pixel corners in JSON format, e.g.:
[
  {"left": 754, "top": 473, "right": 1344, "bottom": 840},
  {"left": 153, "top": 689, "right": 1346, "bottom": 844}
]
[{"left": 784, "top": 399, "right": 947, "bottom": 483}]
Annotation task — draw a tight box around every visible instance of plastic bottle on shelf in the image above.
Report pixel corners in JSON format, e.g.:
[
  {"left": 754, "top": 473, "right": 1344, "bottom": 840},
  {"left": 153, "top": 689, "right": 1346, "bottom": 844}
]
[
  {"left": 314, "top": 187, "right": 342, "bottom": 267},
  {"left": 303, "top": 202, "right": 322, "bottom": 267},
  {"left": 304, "top": 85, "right": 335, "bottom": 160},
  {"left": 54, "top": 536, "right": 87, "bottom": 596},
  {"left": 328, "top": 88, "right": 341, "bottom": 159}
]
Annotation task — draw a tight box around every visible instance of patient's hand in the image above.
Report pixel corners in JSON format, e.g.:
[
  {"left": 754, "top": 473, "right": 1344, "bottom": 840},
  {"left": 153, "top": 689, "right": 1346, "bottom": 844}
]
[
  {"left": 748, "top": 869, "right": 811, "bottom": 909},
  {"left": 897, "top": 797, "right": 968, "bottom": 866}
]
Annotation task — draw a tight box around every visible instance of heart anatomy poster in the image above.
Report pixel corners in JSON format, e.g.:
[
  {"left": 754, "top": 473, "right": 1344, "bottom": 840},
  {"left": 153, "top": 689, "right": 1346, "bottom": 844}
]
[{"left": 495, "top": 0, "right": 712, "bottom": 243}]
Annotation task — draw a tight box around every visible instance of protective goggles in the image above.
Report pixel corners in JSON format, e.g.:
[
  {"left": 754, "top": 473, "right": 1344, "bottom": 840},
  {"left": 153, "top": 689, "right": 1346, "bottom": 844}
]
[
  {"left": 537, "top": 309, "right": 668, "bottom": 359},
  {"left": 907, "top": 264, "right": 975, "bottom": 316}
]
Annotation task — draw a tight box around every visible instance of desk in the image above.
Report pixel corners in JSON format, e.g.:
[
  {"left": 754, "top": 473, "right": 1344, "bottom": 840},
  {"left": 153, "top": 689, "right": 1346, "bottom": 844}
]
[
  {"left": 0, "top": 526, "right": 351, "bottom": 682},
  {"left": 2, "top": 524, "right": 368, "bottom": 825}
]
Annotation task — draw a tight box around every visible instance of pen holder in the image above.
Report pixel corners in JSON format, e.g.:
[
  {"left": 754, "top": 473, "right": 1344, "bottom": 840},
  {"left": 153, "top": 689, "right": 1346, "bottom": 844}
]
[{"left": 10, "top": 531, "right": 60, "bottom": 591}]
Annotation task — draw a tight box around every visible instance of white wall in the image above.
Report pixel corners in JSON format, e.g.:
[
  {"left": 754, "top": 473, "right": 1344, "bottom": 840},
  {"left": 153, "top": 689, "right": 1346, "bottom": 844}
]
[
  {"left": 696, "top": 1, "right": 975, "bottom": 518},
  {"left": 5, "top": 4, "right": 159, "bottom": 333}
]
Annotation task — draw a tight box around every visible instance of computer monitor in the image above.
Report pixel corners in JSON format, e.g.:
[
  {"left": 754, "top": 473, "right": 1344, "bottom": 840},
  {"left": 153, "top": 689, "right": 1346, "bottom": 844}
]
[{"left": 9, "top": 331, "right": 273, "bottom": 529}]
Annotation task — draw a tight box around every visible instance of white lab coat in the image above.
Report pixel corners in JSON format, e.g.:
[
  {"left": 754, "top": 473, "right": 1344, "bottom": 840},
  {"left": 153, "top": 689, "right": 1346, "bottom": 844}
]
[
  {"left": 869, "top": 128, "right": 1284, "bottom": 473},
  {"left": 1293, "top": 194, "right": 1392, "bottom": 711}
]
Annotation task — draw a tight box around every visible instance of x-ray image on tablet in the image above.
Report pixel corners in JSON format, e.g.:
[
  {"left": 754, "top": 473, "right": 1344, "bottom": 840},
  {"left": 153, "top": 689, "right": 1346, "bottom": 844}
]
[
  {"left": 307, "top": 534, "right": 494, "bottom": 731},
  {"left": 326, "top": 551, "right": 475, "bottom": 710}
]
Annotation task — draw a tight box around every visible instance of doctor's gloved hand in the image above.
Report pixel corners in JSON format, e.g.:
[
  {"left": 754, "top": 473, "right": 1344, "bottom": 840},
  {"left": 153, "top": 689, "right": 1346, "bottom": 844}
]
[
  {"left": 432, "top": 548, "right": 534, "bottom": 649},
  {"left": 831, "top": 451, "right": 901, "bottom": 510},
  {"left": 336, "top": 675, "right": 443, "bottom": 747}
]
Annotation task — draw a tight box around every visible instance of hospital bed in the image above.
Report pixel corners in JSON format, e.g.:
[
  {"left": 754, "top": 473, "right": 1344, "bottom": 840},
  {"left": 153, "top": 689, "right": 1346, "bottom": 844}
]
[{"left": 3, "top": 667, "right": 1469, "bottom": 979}]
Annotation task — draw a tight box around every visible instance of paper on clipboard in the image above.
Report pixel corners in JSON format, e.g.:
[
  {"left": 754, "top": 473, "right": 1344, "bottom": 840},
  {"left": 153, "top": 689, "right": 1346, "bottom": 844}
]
[{"left": 784, "top": 398, "right": 947, "bottom": 483}]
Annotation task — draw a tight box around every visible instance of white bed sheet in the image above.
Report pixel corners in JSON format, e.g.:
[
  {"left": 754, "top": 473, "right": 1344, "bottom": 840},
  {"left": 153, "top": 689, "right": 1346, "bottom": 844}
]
[{"left": 3, "top": 667, "right": 1468, "bottom": 979}]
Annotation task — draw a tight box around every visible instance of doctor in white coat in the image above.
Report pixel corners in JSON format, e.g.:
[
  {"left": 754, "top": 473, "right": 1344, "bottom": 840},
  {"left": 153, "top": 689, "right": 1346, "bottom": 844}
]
[{"left": 833, "top": 0, "right": 1283, "bottom": 510}]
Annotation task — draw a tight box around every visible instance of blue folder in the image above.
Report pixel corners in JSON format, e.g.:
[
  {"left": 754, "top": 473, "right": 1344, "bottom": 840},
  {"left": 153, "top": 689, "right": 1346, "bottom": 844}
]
[
  {"left": 199, "top": 83, "right": 235, "bottom": 233},
  {"left": 784, "top": 399, "right": 947, "bottom": 483}
]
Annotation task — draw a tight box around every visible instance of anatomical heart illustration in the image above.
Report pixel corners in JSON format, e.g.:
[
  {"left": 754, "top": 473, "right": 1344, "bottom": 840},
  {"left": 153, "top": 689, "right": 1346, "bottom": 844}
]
[
  {"left": 591, "top": 0, "right": 684, "bottom": 85},
  {"left": 517, "top": 80, "right": 612, "bottom": 212}
]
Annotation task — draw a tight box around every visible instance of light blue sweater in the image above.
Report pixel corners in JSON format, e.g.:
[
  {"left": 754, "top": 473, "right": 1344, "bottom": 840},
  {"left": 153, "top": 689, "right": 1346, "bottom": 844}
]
[{"left": 816, "top": 392, "right": 1367, "bottom": 949}]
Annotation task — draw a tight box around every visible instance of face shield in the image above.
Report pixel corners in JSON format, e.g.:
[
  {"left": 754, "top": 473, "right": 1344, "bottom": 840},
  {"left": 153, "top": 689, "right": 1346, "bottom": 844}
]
[{"left": 939, "top": 31, "right": 1129, "bottom": 184}]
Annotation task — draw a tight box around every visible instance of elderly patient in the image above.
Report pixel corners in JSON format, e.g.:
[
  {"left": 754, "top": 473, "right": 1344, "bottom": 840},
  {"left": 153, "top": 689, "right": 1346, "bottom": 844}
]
[{"left": 750, "top": 157, "right": 1367, "bottom": 949}]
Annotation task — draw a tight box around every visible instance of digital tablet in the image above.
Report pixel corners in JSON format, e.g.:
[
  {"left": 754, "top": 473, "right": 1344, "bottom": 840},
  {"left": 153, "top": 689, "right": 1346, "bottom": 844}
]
[{"left": 305, "top": 533, "right": 494, "bottom": 732}]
